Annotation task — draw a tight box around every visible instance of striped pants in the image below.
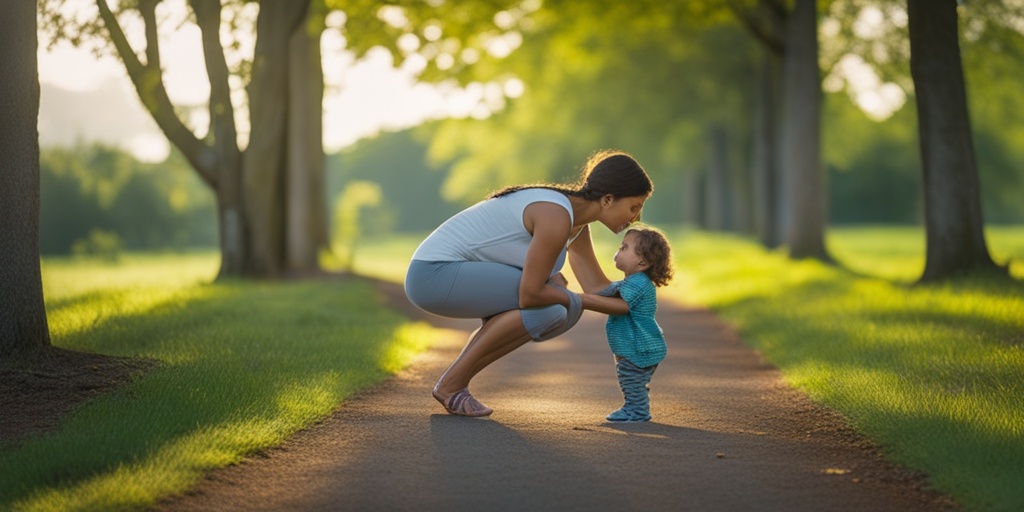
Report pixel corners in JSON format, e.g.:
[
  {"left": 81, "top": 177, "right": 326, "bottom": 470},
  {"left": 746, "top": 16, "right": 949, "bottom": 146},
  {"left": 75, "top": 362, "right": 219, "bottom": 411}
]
[{"left": 610, "top": 356, "right": 658, "bottom": 421}]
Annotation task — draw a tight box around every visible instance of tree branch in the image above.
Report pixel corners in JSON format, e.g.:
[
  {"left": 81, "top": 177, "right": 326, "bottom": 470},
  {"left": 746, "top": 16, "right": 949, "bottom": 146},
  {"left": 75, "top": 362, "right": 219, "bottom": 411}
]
[
  {"left": 191, "top": 0, "right": 241, "bottom": 176},
  {"left": 95, "top": 0, "right": 217, "bottom": 188},
  {"left": 727, "top": 0, "right": 786, "bottom": 56}
]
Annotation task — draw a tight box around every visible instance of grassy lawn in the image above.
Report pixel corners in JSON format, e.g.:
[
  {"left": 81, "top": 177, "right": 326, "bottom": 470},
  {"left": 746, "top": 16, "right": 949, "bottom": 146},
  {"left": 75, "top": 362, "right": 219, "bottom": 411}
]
[
  {"left": 663, "top": 225, "right": 1024, "bottom": 512},
  {"left": 1, "top": 252, "right": 445, "bottom": 511}
]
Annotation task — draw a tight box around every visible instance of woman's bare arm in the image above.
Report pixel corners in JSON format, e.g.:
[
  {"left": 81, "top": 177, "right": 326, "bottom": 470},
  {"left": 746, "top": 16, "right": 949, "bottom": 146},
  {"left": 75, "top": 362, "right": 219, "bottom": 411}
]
[
  {"left": 519, "top": 202, "right": 574, "bottom": 308},
  {"left": 567, "top": 225, "right": 614, "bottom": 293}
]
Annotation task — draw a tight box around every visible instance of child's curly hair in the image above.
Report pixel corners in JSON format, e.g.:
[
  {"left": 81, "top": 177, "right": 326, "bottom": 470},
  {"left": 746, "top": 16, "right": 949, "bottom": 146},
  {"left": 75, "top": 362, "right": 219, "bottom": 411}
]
[{"left": 626, "top": 226, "right": 674, "bottom": 287}]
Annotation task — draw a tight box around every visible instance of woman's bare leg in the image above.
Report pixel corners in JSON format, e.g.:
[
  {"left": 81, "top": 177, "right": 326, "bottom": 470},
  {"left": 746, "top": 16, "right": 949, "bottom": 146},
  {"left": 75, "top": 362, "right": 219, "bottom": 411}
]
[{"left": 434, "top": 309, "right": 532, "bottom": 399}]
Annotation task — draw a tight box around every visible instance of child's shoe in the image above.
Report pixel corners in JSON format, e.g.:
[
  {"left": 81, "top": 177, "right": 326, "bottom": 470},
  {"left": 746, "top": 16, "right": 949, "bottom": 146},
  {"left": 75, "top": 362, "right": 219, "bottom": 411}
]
[{"left": 606, "top": 408, "right": 651, "bottom": 422}]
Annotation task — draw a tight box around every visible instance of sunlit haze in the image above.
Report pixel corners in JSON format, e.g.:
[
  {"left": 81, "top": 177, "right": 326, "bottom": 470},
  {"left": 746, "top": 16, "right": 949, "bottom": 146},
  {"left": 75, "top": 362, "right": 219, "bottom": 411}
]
[{"left": 37, "top": 7, "right": 492, "bottom": 162}]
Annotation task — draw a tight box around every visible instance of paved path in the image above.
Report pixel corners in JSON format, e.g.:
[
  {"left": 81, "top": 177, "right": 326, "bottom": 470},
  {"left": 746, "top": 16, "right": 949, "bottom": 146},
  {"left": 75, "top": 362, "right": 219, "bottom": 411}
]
[{"left": 156, "top": 282, "right": 957, "bottom": 512}]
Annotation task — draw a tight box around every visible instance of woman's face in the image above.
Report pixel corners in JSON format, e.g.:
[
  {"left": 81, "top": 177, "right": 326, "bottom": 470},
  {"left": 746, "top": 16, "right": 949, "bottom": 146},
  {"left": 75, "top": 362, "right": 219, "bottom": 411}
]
[{"left": 600, "top": 194, "right": 647, "bottom": 234}]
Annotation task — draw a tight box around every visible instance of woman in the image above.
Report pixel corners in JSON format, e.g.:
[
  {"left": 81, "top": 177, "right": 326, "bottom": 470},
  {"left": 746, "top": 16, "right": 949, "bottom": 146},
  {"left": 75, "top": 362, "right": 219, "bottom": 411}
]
[{"left": 404, "top": 150, "right": 653, "bottom": 416}]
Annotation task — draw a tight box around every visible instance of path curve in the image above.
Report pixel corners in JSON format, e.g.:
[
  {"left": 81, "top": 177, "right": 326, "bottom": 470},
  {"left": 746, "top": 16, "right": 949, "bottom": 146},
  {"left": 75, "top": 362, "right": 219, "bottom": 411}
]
[{"left": 156, "top": 280, "right": 957, "bottom": 512}]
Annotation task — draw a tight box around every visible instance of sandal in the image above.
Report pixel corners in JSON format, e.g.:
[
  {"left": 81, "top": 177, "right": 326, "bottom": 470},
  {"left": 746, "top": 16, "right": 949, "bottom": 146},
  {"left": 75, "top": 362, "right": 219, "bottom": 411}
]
[{"left": 432, "top": 386, "right": 493, "bottom": 417}]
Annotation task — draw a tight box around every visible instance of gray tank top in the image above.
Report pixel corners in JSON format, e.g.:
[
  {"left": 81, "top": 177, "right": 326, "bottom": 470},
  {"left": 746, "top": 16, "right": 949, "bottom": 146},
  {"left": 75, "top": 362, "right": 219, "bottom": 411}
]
[{"left": 411, "top": 188, "right": 574, "bottom": 270}]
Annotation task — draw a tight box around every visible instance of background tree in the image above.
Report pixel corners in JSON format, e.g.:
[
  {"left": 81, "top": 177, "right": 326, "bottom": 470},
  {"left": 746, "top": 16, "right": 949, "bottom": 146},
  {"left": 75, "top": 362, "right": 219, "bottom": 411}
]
[
  {"left": 777, "top": 0, "right": 830, "bottom": 260},
  {"left": 728, "top": 0, "right": 786, "bottom": 247},
  {"left": 907, "top": 0, "right": 1001, "bottom": 280},
  {"left": 730, "top": 0, "right": 831, "bottom": 260},
  {"left": 39, "top": 0, "right": 320, "bottom": 278},
  {"left": 1, "top": 0, "right": 51, "bottom": 358},
  {"left": 426, "top": 1, "right": 757, "bottom": 225},
  {"left": 39, "top": 0, "right": 520, "bottom": 279}
]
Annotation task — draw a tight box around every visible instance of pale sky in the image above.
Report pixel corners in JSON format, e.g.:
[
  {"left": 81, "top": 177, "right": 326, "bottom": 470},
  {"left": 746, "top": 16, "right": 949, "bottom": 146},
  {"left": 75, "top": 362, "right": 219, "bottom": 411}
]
[{"left": 36, "top": 9, "right": 493, "bottom": 162}]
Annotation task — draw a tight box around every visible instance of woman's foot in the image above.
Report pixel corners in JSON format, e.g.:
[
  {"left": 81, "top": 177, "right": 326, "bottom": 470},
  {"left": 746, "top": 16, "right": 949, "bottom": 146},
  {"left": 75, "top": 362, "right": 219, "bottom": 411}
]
[{"left": 432, "top": 386, "right": 493, "bottom": 417}]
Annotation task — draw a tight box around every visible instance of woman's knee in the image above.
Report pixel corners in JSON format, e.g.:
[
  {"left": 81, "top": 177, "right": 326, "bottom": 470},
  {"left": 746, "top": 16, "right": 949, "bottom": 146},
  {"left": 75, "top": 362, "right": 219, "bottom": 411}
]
[{"left": 521, "top": 304, "right": 568, "bottom": 340}]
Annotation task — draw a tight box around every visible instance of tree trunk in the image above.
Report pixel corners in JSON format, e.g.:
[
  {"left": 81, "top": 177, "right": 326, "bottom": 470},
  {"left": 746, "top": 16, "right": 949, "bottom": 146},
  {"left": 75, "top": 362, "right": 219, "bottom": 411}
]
[
  {"left": 683, "top": 168, "right": 704, "bottom": 228},
  {"left": 286, "top": 5, "right": 329, "bottom": 274},
  {"left": 751, "top": 49, "right": 782, "bottom": 248},
  {"left": 101, "top": 0, "right": 325, "bottom": 280},
  {"left": 244, "top": 0, "right": 311, "bottom": 278},
  {"left": 0, "top": 0, "right": 51, "bottom": 358},
  {"left": 191, "top": 0, "right": 246, "bottom": 280},
  {"left": 907, "top": 0, "right": 1001, "bottom": 282},
  {"left": 731, "top": 130, "right": 754, "bottom": 235},
  {"left": 99, "top": 0, "right": 252, "bottom": 279},
  {"left": 778, "top": 0, "right": 830, "bottom": 261},
  {"left": 704, "top": 124, "right": 733, "bottom": 231}
]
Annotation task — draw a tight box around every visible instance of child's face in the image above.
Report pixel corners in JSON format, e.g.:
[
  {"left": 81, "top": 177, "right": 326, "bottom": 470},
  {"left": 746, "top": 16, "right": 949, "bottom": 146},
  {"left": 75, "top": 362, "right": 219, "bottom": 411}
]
[{"left": 613, "top": 232, "right": 647, "bottom": 276}]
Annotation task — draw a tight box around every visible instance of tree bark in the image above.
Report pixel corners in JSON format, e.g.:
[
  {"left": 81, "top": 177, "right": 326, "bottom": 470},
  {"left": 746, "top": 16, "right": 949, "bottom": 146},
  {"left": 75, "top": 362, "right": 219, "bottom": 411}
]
[
  {"left": 0, "top": 0, "right": 51, "bottom": 358},
  {"left": 907, "top": 0, "right": 1001, "bottom": 282},
  {"left": 244, "top": 0, "right": 311, "bottom": 278},
  {"left": 778, "top": 0, "right": 830, "bottom": 261},
  {"left": 286, "top": 5, "right": 329, "bottom": 274}
]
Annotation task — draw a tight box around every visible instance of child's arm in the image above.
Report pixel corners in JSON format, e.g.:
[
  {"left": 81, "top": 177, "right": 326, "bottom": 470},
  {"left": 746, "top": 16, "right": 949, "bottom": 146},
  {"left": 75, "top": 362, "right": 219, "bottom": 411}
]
[{"left": 582, "top": 293, "right": 630, "bottom": 316}]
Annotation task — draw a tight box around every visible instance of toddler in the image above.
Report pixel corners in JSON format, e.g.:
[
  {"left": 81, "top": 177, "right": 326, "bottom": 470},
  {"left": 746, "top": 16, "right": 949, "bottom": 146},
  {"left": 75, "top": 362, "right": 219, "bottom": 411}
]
[{"left": 596, "top": 226, "right": 673, "bottom": 422}]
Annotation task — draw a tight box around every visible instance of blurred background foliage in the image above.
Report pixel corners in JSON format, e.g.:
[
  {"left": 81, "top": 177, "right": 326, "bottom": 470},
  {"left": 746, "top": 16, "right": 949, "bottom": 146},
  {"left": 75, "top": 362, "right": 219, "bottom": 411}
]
[
  {"left": 38, "top": 0, "right": 1024, "bottom": 257},
  {"left": 39, "top": 145, "right": 216, "bottom": 256}
]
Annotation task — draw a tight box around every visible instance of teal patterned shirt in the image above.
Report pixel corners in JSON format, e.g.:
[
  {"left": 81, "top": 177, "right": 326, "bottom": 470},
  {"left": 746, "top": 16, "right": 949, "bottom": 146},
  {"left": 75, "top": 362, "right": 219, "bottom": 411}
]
[{"left": 605, "top": 272, "right": 666, "bottom": 368}]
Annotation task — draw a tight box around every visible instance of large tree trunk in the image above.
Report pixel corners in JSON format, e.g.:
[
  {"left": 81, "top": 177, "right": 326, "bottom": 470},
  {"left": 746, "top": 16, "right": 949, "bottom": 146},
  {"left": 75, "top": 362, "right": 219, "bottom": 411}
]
[
  {"left": 751, "top": 49, "right": 782, "bottom": 248},
  {"left": 778, "top": 0, "right": 830, "bottom": 261},
  {"left": 243, "top": 0, "right": 311, "bottom": 278},
  {"left": 0, "top": 0, "right": 51, "bottom": 358},
  {"left": 286, "top": 5, "right": 329, "bottom": 274},
  {"left": 907, "top": 0, "right": 1001, "bottom": 282}
]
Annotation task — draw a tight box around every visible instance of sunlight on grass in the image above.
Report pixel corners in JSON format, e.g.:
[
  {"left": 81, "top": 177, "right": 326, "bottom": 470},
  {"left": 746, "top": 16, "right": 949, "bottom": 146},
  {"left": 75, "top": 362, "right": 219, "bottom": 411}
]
[
  {"left": 1, "top": 254, "right": 449, "bottom": 512},
  {"left": 323, "top": 233, "right": 428, "bottom": 283},
  {"left": 665, "top": 226, "right": 1024, "bottom": 512},
  {"left": 41, "top": 252, "right": 219, "bottom": 303}
]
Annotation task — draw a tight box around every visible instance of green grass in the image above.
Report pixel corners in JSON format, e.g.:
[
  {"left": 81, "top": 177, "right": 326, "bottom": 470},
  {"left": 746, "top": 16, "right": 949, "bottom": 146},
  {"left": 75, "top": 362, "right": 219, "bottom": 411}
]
[
  {"left": 1, "top": 252, "right": 438, "bottom": 511},
  {"left": 666, "top": 226, "right": 1024, "bottom": 512}
]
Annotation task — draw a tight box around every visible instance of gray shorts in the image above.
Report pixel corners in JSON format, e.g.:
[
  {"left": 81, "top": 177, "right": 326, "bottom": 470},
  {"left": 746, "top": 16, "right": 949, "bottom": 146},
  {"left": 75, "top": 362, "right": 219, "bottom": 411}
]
[{"left": 405, "top": 260, "right": 582, "bottom": 341}]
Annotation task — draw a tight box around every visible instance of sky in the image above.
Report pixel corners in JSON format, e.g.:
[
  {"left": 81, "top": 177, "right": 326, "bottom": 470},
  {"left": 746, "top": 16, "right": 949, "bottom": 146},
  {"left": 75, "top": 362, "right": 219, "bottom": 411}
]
[{"left": 36, "top": 9, "right": 490, "bottom": 162}]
